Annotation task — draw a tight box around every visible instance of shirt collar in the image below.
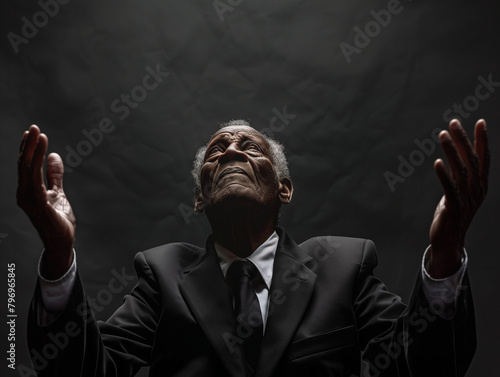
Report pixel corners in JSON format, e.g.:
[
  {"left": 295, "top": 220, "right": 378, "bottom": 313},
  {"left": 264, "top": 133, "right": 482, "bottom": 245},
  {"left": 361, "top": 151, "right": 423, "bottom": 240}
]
[{"left": 214, "top": 231, "right": 278, "bottom": 290}]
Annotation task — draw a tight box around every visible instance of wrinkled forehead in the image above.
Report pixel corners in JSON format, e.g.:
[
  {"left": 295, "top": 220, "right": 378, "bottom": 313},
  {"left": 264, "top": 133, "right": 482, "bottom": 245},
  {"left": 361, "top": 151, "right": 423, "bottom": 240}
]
[{"left": 208, "top": 125, "right": 269, "bottom": 147}]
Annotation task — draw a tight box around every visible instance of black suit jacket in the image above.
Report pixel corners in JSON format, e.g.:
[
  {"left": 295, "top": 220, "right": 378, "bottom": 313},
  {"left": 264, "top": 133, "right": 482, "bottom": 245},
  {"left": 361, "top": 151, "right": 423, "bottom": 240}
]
[{"left": 28, "top": 227, "right": 476, "bottom": 376}]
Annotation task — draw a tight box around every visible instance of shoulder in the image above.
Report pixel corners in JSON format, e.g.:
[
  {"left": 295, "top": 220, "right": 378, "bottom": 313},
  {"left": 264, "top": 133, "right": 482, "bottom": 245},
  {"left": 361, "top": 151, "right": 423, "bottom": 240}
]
[
  {"left": 279, "top": 232, "right": 382, "bottom": 294},
  {"left": 134, "top": 242, "right": 207, "bottom": 273},
  {"left": 298, "top": 235, "right": 379, "bottom": 270},
  {"left": 299, "top": 235, "right": 374, "bottom": 251}
]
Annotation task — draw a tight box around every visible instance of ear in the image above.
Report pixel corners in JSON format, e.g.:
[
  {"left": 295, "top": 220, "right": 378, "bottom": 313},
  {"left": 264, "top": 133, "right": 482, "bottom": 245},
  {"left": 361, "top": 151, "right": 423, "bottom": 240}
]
[
  {"left": 194, "top": 190, "right": 205, "bottom": 213},
  {"left": 278, "top": 177, "right": 293, "bottom": 205}
]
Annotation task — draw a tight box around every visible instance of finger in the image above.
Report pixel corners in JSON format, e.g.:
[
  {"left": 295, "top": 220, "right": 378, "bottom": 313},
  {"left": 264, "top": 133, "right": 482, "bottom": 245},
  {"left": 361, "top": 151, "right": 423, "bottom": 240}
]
[
  {"left": 439, "top": 130, "right": 468, "bottom": 186},
  {"left": 17, "top": 131, "right": 29, "bottom": 185},
  {"left": 448, "top": 119, "right": 479, "bottom": 181},
  {"left": 474, "top": 119, "right": 490, "bottom": 187},
  {"left": 18, "top": 126, "right": 41, "bottom": 199},
  {"left": 18, "top": 125, "right": 41, "bottom": 169},
  {"left": 434, "top": 159, "right": 458, "bottom": 205},
  {"left": 46, "top": 153, "right": 65, "bottom": 191},
  {"left": 19, "top": 130, "right": 28, "bottom": 154},
  {"left": 31, "top": 133, "right": 48, "bottom": 194}
]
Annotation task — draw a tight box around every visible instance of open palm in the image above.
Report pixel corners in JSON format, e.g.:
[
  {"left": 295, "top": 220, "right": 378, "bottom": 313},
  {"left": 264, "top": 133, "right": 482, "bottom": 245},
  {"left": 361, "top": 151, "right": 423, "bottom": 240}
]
[
  {"left": 428, "top": 119, "right": 489, "bottom": 278},
  {"left": 17, "top": 125, "right": 75, "bottom": 279}
]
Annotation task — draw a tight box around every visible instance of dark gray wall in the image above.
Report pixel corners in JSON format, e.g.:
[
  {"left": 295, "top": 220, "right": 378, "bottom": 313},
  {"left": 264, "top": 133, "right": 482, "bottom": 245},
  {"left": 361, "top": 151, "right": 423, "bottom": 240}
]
[{"left": 1, "top": 1, "right": 499, "bottom": 376}]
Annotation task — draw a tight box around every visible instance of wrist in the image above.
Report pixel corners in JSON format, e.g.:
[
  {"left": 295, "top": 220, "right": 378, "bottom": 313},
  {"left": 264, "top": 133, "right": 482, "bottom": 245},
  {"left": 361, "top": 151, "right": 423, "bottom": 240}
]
[
  {"left": 427, "top": 245, "right": 463, "bottom": 278},
  {"left": 41, "top": 247, "right": 74, "bottom": 280}
]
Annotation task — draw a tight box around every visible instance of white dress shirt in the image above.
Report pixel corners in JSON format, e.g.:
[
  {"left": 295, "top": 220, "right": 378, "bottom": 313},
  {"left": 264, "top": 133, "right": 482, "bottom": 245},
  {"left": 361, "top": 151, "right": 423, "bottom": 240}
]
[{"left": 214, "top": 231, "right": 279, "bottom": 330}]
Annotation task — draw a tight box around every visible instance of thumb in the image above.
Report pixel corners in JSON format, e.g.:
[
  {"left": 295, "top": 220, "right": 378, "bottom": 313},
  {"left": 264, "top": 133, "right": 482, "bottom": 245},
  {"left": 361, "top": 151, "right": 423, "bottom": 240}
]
[{"left": 46, "top": 153, "right": 65, "bottom": 191}]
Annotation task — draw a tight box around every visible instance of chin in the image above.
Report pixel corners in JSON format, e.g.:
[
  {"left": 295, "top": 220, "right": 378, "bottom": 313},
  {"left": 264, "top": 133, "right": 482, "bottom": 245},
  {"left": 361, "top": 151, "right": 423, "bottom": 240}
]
[
  {"left": 211, "top": 194, "right": 259, "bottom": 211},
  {"left": 212, "top": 184, "right": 258, "bottom": 202},
  {"left": 203, "top": 183, "right": 277, "bottom": 214},
  {"left": 206, "top": 192, "right": 263, "bottom": 214}
]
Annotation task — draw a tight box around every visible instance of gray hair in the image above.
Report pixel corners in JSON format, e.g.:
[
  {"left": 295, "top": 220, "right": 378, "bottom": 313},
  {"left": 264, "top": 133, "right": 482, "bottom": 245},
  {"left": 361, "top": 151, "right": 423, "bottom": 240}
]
[{"left": 191, "top": 119, "right": 290, "bottom": 193}]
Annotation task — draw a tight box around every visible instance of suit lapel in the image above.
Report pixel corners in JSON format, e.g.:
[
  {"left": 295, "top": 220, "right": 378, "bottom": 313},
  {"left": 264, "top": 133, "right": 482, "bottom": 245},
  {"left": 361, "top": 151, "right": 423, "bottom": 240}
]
[
  {"left": 179, "top": 237, "right": 247, "bottom": 377},
  {"left": 256, "top": 228, "right": 318, "bottom": 377}
]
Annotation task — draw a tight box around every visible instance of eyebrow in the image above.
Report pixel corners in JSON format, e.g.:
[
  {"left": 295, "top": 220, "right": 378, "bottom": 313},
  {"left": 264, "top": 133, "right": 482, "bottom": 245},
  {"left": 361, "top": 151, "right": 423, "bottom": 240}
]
[{"left": 208, "top": 132, "right": 266, "bottom": 146}]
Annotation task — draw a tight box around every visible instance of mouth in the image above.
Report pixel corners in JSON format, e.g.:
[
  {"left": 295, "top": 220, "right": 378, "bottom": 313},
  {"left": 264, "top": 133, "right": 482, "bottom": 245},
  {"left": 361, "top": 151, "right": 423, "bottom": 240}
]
[{"left": 217, "top": 167, "right": 248, "bottom": 182}]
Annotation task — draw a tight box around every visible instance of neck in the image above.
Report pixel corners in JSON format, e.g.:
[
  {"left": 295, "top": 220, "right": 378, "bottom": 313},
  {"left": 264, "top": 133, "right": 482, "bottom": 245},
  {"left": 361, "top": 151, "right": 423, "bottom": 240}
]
[{"left": 207, "top": 205, "right": 276, "bottom": 258}]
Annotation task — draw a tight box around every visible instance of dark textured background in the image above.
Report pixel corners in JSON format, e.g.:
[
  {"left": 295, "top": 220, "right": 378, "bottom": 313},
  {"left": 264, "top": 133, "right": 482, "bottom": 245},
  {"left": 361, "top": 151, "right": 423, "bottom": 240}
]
[{"left": 1, "top": 0, "right": 499, "bottom": 376}]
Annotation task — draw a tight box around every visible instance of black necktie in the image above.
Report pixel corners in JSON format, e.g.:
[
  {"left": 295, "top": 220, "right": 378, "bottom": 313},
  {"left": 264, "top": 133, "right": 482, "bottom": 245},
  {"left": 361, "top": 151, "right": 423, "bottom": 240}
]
[{"left": 226, "top": 260, "right": 263, "bottom": 376}]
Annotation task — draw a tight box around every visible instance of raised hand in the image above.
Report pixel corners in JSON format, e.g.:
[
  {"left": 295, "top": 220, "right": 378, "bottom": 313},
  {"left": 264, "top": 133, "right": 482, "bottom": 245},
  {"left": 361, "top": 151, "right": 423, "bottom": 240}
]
[
  {"left": 428, "top": 119, "right": 490, "bottom": 278},
  {"left": 17, "top": 125, "right": 76, "bottom": 279}
]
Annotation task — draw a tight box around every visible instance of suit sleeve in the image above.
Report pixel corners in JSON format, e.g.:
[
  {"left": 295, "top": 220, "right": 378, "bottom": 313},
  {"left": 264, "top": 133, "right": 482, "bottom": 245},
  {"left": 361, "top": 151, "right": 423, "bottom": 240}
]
[
  {"left": 27, "top": 251, "right": 161, "bottom": 377},
  {"left": 352, "top": 240, "right": 476, "bottom": 377}
]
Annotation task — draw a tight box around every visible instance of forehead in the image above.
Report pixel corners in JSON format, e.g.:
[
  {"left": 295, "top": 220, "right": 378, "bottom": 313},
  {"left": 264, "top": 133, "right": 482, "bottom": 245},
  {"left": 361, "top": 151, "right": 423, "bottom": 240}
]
[{"left": 208, "top": 125, "right": 269, "bottom": 146}]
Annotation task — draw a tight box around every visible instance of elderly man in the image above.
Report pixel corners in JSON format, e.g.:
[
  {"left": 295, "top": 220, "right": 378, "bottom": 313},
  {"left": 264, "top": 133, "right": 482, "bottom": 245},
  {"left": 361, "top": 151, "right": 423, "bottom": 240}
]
[{"left": 18, "top": 118, "right": 489, "bottom": 377}]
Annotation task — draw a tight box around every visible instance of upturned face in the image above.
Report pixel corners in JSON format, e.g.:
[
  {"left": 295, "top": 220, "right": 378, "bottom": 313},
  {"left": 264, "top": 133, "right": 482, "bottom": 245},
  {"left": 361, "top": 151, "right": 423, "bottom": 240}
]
[{"left": 195, "top": 125, "right": 291, "bottom": 216}]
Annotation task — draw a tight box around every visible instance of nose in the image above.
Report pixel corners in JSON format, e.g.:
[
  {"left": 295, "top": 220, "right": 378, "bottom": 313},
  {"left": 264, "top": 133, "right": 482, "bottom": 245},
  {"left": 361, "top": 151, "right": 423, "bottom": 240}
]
[{"left": 218, "top": 142, "right": 247, "bottom": 165}]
